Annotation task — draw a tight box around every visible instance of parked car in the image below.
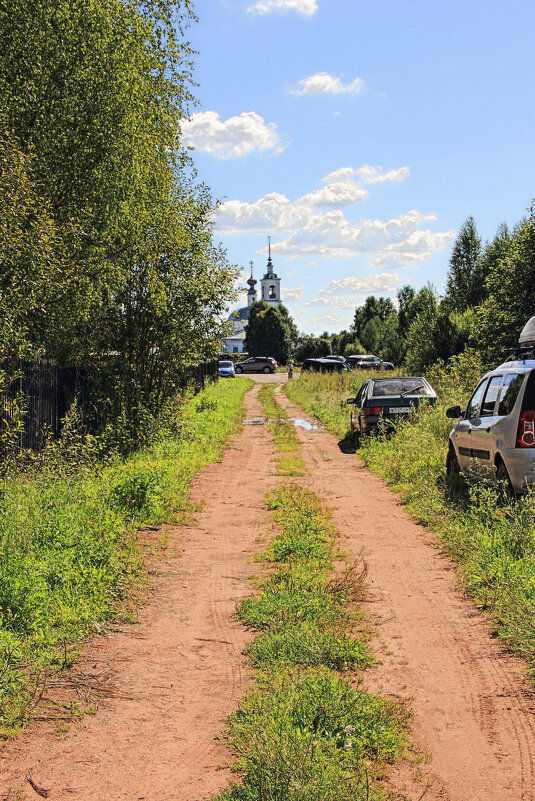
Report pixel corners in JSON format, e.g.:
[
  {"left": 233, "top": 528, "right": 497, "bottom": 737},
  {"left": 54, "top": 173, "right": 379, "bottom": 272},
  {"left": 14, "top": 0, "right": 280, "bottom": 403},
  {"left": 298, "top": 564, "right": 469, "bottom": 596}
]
[
  {"left": 347, "top": 376, "right": 436, "bottom": 439},
  {"left": 234, "top": 356, "right": 277, "bottom": 374},
  {"left": 323, "top": 354, "right": 346, "bottom": 363},
  {"left": 346, "top": 354, "right": 394, "bottom": 370},
  {"left": 301, "top": 358, "right": 349, "bottom": 373},
  {"left": 218, "top": 360, "right": 235, "bottom": 378},
  {"left": 446, "top": 357, "right": 535, "bottom": 497}
]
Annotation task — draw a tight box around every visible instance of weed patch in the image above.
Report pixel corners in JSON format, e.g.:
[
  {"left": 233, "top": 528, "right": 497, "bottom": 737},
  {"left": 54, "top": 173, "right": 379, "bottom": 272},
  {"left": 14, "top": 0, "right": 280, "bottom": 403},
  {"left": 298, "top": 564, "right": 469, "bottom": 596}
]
[
  {"left": 215, "top": 482, "right": 407, "bottom": 801},
  {"left": 216, "top": 667, "right": 406, "bottom": 801}
]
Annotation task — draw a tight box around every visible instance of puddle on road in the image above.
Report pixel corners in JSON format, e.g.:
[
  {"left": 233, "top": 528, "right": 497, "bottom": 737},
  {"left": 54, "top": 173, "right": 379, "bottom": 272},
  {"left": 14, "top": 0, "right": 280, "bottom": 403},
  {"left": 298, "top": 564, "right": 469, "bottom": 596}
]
[
  {"left": 243, "top": 416, "right": 322, "bottom": 430},
  {"left": 290, "top": 418, "right": 322, "bottom": 431}
]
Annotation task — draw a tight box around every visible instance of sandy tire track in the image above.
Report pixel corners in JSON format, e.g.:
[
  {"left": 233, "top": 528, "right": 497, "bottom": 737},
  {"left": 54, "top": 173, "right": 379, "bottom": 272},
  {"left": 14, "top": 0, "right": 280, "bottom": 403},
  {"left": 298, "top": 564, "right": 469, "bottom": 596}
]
[
  {"left": 1, "top": 385, "right": 276, "bottom": 801},
  {"left": 276, "top": 384, "right": 535, "bottom": 801}
]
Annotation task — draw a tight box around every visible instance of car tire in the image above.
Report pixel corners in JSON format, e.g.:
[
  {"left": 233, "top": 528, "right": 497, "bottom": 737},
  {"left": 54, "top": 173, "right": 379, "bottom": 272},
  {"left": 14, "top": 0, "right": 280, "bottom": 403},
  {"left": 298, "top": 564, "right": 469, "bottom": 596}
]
[
  {"left": 235, "top": 366, "right": 243, "bottom": 374},
  {"left": 496, "top": 461, "right": 515, "bottom": 500},
  {"left": 263, "top": 366, "right": 271, "bottom": 373},
  {"left": 446, "top": 446, "right": 460, "bottom": 475}
]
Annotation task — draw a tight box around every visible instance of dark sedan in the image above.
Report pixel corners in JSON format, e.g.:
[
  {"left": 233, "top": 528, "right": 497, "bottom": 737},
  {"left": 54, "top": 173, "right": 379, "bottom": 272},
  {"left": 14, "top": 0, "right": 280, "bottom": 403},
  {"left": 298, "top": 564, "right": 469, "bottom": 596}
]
[
  {"left": 346, "top": 354, "right": 394, "bottom": 370},
  {"left": 347, "top": 376, "right": 436, "bottom": 439},
  {"left": 301, "top": 358, "right": 349, "bottom": 373}
]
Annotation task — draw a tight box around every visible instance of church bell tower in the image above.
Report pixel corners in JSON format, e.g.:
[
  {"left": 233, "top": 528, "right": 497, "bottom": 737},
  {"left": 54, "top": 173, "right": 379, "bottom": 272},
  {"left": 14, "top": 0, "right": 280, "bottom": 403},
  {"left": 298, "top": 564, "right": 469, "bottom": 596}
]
[{"left": 260, "top": 237, "right": 281, "bottom": 307}]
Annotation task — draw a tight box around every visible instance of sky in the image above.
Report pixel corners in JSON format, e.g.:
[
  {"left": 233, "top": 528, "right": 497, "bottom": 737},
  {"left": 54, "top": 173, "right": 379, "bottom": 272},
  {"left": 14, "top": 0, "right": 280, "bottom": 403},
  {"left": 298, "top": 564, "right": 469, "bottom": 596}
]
[{"left": 182, "top": 0, "right": 535, "bottom": 335}]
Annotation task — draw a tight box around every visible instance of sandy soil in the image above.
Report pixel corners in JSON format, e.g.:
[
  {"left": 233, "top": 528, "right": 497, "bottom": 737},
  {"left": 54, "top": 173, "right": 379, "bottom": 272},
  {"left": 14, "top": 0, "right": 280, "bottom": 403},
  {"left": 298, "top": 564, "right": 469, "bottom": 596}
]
[{"left": 2, "top": 380, "right": 535, "bottom": 801}]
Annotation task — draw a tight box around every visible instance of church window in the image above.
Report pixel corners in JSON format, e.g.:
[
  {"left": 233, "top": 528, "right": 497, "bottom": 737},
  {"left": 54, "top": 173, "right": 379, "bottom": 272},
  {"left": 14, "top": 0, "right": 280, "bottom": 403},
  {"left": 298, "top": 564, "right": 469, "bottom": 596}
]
[{"left": 269, "top": 284, "right": 276, "bottom": 299}]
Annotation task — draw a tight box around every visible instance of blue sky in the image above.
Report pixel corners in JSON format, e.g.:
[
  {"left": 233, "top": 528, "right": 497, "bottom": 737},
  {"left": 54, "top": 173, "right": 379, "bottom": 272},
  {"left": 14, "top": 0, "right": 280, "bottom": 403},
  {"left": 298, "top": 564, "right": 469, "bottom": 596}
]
[{"left": 182, "top": 0, "right": 535, "bottom": 334}]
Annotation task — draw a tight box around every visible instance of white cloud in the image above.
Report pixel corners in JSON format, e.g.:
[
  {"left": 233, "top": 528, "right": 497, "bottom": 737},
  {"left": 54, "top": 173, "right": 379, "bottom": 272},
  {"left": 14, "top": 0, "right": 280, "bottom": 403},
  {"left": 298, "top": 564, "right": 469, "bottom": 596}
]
[
  {"left": 298, "top": 182, "right": 369, "bottom": 208},
  {"left": 304, "top": 273, "right": 403, "bottom": 309},
  {"left": 282, "top": 286, "right": 304, "bottom": 300},
  {"left": 180, "top": 111, "right": 286, "bottom": 160},
  {"left": 214, "top": 165, "right": 454, "bottom": 267},
  {"left": 304, "top": 295, "right": 360, "bottom": 309},
  {"left": 308, "top": 313, "right": 348, "bottom": 329},
  {"left": 290, "top": 72, "right": 364, "bottom": 96},
  {"left": 322, "top": 165, "right": 410, "bottom": 185},
  {"left": 247, "top": 0, "right": 318, "bottom": 15},
  {"left": 285, "top": 270, "right": 298, "bottom": 275}
]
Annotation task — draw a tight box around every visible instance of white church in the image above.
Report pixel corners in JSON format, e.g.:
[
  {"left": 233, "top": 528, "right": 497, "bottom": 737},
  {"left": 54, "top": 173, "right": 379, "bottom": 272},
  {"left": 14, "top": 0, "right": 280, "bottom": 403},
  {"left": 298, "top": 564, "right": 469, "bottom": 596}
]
[{"left": 222, "top": 241, "right": 282, "bottom": 354}]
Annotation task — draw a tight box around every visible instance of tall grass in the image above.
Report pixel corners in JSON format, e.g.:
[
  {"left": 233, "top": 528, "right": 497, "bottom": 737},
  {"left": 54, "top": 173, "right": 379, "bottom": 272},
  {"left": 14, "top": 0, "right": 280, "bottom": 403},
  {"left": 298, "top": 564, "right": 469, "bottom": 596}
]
[
  {"left": 0, "top": 377, "right": 251, "bottom": 733},
  {"left": 284, "top": 353, "right": 535, "bottom": 672}
]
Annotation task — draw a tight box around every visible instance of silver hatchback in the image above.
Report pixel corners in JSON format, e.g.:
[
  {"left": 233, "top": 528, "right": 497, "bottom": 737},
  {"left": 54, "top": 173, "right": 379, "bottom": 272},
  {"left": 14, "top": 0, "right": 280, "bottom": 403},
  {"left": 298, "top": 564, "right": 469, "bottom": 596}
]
[{"left": 446, "top": 359, "right": 535, "bottom": 496}]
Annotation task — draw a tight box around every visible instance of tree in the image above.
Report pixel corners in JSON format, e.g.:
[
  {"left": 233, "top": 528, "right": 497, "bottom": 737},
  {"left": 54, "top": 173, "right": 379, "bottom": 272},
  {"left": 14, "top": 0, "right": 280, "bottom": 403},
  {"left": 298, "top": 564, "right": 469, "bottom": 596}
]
[
  {"left": 0, "top": 0, "right": 236, "bottom": 436},
  {"left": 245, "top": 302, "right": 293, "bottom": 364},
  {"left": 475, "top": 206, "right": 535, "bottom": 362},
  {"left": 379, "top": 313, "right": 404, "bottom": 364},
  {"left": 397, "top": 285, "right": 416, "bottom": 338},
  {"left": 342, "top": 337, "right": 364, "bottom": 358},
  {"left": 294, "top": 335, "right": 331, "bottom": 361},
  {"left": 444, "top": 216, "right": 483, "bottom": 311},
  {"left": 353, "top": 296, "right": 395, "bottom": 339},
  {"left": 360, "top": 317, "right": 382, "bottom": 353}
]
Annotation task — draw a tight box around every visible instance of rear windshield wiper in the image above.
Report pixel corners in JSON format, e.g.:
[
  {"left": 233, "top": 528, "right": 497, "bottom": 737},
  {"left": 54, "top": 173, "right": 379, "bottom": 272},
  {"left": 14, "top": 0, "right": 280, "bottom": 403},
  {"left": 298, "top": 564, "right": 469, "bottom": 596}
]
[{"left": 399, "top": 383, "right": 425, "bottom": 397}]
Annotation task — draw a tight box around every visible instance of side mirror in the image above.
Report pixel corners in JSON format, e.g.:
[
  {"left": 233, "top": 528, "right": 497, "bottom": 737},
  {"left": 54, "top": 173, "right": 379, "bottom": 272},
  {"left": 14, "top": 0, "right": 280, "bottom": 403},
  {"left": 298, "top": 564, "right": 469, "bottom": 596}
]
[
  {"left": 446, "top": 405, "right": 462, "bottom": 419},
  {"left": 346, "top": 398, "right": 356, "bottom": 405}
]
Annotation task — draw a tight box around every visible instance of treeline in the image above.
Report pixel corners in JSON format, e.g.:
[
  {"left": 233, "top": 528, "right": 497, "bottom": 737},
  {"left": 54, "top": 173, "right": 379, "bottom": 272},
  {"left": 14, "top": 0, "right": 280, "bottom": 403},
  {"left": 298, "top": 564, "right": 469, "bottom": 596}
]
[
  {"left": 0, "top": 0, "right": 235, "bottom": 442},
  {"left": 295, "top": 206, "right": 535, "bottom": 371}
]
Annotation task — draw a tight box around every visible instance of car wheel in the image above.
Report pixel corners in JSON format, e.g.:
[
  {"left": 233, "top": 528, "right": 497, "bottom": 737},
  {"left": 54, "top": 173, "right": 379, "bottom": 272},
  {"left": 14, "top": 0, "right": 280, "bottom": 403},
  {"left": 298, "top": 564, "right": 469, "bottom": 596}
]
[
  {"left": 263, "top": 366, "right": 271, "bottom": 373},
  {"left": 496, "top": 461, "right": 515, "bottom": 500},
  {"left": 235, "top": 366, "right": 243, "bottom": 373},
  {"left": 446, "top": 446, "right": 460, "bottom": 475}
]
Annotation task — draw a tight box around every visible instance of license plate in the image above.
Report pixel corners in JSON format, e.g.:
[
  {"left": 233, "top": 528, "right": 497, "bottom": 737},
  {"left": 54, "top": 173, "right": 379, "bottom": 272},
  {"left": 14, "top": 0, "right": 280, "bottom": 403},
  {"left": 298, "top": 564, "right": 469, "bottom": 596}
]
[{"left": 388, "top": 406, "right": 411, "bottom": 414}]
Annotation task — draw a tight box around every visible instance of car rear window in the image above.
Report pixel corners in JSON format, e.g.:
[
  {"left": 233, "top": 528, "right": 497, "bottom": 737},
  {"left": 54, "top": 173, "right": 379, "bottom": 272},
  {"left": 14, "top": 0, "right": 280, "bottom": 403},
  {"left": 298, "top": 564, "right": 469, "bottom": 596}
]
[
  {"left": 497, "top": 373, "right": 524, "bottom": 416},
  {"left": 219, "top": 361, "right": 233, "bottom": 367},
  {"left": 371, "top": 378, "right": 433, "bottom": 397}
]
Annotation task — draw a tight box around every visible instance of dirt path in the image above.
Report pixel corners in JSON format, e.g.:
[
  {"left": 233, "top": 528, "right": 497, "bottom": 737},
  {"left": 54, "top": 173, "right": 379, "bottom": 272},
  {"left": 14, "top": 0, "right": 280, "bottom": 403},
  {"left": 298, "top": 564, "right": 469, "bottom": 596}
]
[
  {"left": 1, "top": 386, "right": 276, "bottom": 801},
  {"left": 2, "top": 381, "right": 535, "bottom": 801},
  {"left": 277, "top": 385, "right": 535, "bottom": 801}
]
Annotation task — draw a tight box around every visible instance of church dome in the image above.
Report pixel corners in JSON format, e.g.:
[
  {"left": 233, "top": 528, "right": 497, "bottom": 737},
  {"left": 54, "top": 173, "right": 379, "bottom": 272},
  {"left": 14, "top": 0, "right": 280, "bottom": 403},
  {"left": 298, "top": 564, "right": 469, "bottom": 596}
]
[{"left": 228, "top": 306, "right": 250, "bottom": 322}]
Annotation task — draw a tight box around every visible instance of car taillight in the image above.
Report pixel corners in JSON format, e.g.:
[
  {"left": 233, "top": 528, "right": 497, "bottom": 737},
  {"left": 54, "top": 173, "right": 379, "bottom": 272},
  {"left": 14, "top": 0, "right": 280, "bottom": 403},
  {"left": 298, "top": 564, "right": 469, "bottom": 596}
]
[
  {"left": 363, "top": 406, "right": 383, "bottom": 416},
  {"left": 516, "top": 409, "right": 535, "bottom": 447}
]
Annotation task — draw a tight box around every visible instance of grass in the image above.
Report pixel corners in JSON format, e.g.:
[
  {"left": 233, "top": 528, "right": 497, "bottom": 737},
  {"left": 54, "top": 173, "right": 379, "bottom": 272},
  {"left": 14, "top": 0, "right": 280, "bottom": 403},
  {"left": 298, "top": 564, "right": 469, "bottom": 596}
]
[
  {"left": 214, "top": 483, "right": 408, "bottom": 801},
  {"left": 0, "top": 377, "right": 252, "bottom": 734},
  {"left": 284, "top": 353, "right": 535, "bottom": 674},
  {"left": 257, "top": 385, "right": 306, "bottom": 475}
]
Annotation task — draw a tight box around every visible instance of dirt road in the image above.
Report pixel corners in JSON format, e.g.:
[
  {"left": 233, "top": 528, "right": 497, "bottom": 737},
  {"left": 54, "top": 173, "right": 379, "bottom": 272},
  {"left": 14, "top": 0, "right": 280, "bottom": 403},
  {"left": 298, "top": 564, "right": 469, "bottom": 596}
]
[{"left": 2, "top": 382, "right": 535, "bottom": 800}]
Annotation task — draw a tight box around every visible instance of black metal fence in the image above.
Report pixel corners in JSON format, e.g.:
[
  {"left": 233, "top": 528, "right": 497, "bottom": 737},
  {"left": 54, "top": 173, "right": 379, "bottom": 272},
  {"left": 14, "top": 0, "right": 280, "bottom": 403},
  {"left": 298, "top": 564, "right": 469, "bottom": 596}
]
[{"left": 0, "top": 359, "right": 219, "bottom": 453}]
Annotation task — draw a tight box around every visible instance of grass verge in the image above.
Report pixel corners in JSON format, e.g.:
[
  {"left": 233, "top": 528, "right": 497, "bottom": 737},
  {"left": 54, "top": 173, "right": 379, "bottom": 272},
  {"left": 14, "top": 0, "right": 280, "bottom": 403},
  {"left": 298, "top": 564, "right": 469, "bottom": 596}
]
[
  {"left": 0, "top": 377, "right": 252, "bottom": 735},
  {"left": 284, "top": 355, "right": 535, "bottom": 674},
  {"left": 213, "top": 483, "right": 408, "bottom": 801}
]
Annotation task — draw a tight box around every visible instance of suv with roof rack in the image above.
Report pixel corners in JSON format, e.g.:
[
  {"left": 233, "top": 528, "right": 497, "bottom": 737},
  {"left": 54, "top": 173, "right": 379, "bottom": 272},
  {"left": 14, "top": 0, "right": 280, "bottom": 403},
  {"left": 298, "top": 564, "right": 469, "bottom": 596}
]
[{"left": 446, "top": 315, "right": 535, "bottom": 496}]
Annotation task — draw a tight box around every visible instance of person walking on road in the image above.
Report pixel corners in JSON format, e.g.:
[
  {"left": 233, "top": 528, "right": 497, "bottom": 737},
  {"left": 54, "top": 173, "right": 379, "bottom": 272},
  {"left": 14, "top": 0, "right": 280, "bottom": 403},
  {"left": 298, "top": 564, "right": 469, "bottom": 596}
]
[{"left": 287, "top": 360, "right": 294, "bottom": 379}]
